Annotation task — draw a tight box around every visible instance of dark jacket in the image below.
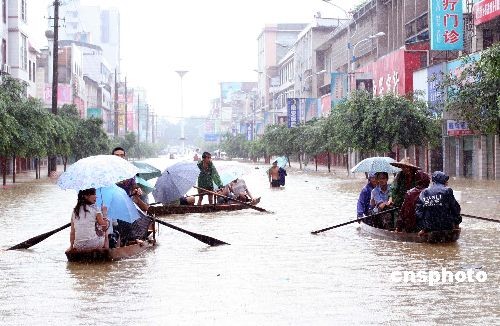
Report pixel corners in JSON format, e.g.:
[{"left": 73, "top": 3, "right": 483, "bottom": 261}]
[
  {"left": 357, "top": 182, "right": 375, "bottom": 217},
  {"left": 415, "top": 172, "right": 461, "bottom": 232},
  {"left": 278, "top": 168, "right": 287, "bottom": 186}
]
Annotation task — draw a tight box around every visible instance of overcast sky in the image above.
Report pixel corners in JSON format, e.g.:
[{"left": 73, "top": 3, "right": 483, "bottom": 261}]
[{"left": 28, "top": 0, "right": 363, "bottom": 120}]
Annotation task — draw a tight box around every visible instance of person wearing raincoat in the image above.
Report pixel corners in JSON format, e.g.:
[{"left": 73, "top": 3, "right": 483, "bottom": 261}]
[
  {"left": 415, "top": 171, "right": 461, "bottom": 233},
  {"left": 197, "top": 152, "right": 223, "bottom": 205}
]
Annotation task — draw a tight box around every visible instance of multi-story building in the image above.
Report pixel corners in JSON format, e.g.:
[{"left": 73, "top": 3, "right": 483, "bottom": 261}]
[
  {"left": 2, "top": 0, "right": 37, "bottom": 95},
  {"left": 57, "top": 0, "right": 120, "bottom": 72},
  {"left": 255, "top": 23, "right": 308, "bottom": 129}
]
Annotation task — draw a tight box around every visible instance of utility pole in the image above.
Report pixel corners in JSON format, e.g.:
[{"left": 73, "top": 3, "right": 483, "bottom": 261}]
[
  {"left": 145, "top": 104, "right": 149, "bottom": 143},
  {"left": 151, "top": 114, "right": 155, "bottom": 144},
  {"left": 114, "top": 69, "right": 118, "bottom": 137},
  {"left": 49, "top": 0, "right": 61, "bottom": 175},
  {"left": 124, "top": 76, "right": 127, "bottom": 133},
  {"left": 137, "top": 94, "right": 140, "bottom": 142},
  {"left": 175, "top": 70, "right": 188, "bottom": 154}
]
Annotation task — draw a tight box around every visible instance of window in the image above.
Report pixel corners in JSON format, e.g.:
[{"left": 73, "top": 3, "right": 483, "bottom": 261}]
[
  {"left": 32, "top": 61, "right": 35, "bottom": 81},
  {"left": 21, "top": 0, "right": 26, "bottom": 21},
  {"left": 20, "top": 34, "right": 27, "bottom": 70},
  {"left": 29, "top": 59, "right": 31, "bottom": 79}
]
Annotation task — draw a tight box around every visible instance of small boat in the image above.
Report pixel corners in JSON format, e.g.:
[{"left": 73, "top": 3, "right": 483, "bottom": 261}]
[
  {"left": 148, "top": 203, "right": 252, "bottom": 216},
  {"left": 65, "top": 237, "right": 156, "bottom": 262},
  {"left": 360, "top": 221, "right": 460, "bottom": 243}
]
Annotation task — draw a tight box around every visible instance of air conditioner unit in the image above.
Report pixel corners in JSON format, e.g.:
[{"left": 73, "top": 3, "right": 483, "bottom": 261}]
[{"left": 1, "top": 64, "right": 11, "bottom": 75}]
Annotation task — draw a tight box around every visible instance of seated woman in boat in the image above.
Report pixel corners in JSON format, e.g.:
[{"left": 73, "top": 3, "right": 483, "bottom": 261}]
[
  {"left": 369, "top": 172, "right": 394, "bottom": 229},
  {"left": 415, "top": 171, "right": 461, "bottom": 234},
  {"left": 396, "top": 171, "right": 430, "bottom": 232},
  {"left": 228, "top": 179, "right": 260, "bottom": 205},
  {"left": 69, "top": 188, "right": 109, "bottom": 251}
]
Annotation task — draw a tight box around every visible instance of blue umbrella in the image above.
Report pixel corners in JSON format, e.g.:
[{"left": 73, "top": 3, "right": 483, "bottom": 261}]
[
  {"left": 153, "top": 162, "right": 199, "bottom": 204},
  {"left": 96, "top": 184, "right": 140, "bottom": 224},
  {"left": 350, "top": 156, "right": 401, "bottom": 174}
]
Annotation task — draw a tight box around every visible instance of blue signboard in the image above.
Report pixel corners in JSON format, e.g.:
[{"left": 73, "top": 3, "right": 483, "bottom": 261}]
[
  {"left": 204, "top": 133, "right": 219, "bottom": 142},
  {"left": 430, "top": 0, "right": 464, "bottom": 50},
  {"left": 287, "top": 98, "right": 300, "bottom": 128}
]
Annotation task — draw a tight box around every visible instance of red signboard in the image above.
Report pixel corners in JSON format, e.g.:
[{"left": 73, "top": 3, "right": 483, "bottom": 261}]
[
  {"left": 358, "top": 49, "right": 423, "bottom": 96},
  {"left": 473, "top": 0, "right": 500, "bottom": 25}
]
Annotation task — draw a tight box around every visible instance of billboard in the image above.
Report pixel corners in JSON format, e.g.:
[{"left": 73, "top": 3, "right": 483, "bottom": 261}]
[
  {"left": 221, "top": 82, "right": 242, "bottom": 105},
  {"left": 430, "top": 0, "right": 464, "bottom": 50},
  {"left": 473, "top": 0, "right": 500, "bottom": 25},
  {"left": 87, "top": 107, "right": 102, "bottom": 119}
]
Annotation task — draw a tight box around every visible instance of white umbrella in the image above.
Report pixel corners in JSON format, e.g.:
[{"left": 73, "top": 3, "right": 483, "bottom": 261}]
[
  {"left": 350, "top": 156, "right": 401, "bottom": 174},
  {"left": 57, "top": 155, "right": 139, "bottom": 190}
]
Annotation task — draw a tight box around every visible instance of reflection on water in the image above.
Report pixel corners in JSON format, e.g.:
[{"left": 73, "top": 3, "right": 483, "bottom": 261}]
[{"left": 0, "top": 159, "right": 498, "bottom": 325}]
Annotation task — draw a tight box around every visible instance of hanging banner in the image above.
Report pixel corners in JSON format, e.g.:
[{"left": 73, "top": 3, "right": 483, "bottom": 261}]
[
  {"left": 429, "top": 0, "right": 464, "bottom": 50},
  {"left": 330, "top": 72, "right": 347, "bottom": 108},
  {"left": 287, "top": 98, "right": 300, "bottom": 128}
]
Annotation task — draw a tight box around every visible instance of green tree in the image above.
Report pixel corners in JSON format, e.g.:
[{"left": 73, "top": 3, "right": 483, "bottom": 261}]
[{"left": 435, "top": 43, "right": 500, "bottom": 134}]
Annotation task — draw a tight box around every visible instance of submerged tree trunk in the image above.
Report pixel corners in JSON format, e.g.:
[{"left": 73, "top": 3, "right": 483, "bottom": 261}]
[
  {"left": 298, "top": 153, "right": 302, "bottom": 170},
  {"left": 12, "top": 155, "right": 15, "bottom": 183},
  {"left": 2, "top": 157, "right": 6, "bottom": 186},
  {"left": 315, "top": 155, "right": 318, "bottom": 171},
  {"left": 327, "top": 151, "right": 331, "bottom": 173},
  {"left": 35, "top": 157, "right": 39, "bottom": 179},
  {"left": 63, "top": 156, "right": 68, "bottom": 172}
]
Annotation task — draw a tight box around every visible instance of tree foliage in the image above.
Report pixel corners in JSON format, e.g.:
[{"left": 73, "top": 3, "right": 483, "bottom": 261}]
[{"left": 435, "top": 42, "right": 500, "bottom": 134}]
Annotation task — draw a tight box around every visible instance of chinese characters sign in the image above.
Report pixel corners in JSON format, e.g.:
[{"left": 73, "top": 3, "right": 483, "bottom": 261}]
[
  {"left": 430, "top": 0, "right": 464, "bottom": 50},
  {"left": 473, "top": 0, "right": 500, "bottom": 25},
  {"left": 287, "top": 98, "right": 300, "bottom": 128},
  {"left": 446, "top": 120, "right": 474, "bottom": 136}
]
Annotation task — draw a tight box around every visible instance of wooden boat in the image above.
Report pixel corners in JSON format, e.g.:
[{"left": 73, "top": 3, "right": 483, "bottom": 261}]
[
  {"left": 65, "top": 237, "right": 156, "bottom": 262},
  {"left": 148, "top": 203, "right": 251, "bottom": 216},
  {"left": 360, "top": 221, "right": 460, "bottom": 243}
]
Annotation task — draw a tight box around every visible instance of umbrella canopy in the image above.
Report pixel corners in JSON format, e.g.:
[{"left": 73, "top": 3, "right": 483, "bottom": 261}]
[
  {"left": 152, "top": 162, "right": 200, "bottom": 204},
  {"left": 132, "top": 161, "right": 161, "bottom": 180},
  {"left": 276, "top": 156, "right": 288, "bottom": 169},
  {"left": 96, "top": 184, "right": 140, "bottom": 224},
  {"left": 350, "top": 156, "right": 401, "bottom": 174},
  {"left": 135, "top": 176, "right": 154, "bottom": 194},
  {"left": 57, "top": 155, "right": 139, "bottom": 190}
]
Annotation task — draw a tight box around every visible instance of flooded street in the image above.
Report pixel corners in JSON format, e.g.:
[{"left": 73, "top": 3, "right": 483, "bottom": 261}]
[{"left": 0, "top": 159, "right": 499, "bottom": 325}]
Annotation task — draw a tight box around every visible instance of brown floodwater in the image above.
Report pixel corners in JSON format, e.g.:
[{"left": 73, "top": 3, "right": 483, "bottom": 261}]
[{"left": 0, "top": 158, "right": 498, "bottom": 325}]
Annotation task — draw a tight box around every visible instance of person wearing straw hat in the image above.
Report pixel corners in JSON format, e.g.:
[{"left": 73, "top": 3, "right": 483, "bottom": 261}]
[
  {"left": 396, "top": 171, "right": 430, "bottom": 232},
  {"left": 389, "top": 157, "right": 421, "bottom": 208}
]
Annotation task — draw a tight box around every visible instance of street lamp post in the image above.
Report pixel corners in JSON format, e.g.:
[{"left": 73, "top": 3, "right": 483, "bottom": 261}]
[
  {"left": 175, "top": 70, "right": 188, "bottom": 155},
  {"left": 351, "top": 32, "right": 385, "bottom": 71}
]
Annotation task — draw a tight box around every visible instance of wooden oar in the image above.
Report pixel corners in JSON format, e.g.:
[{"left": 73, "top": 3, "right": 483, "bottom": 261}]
[
  {"left": 194, "top": 186, "right": 270, "bottom": 213},
  {"left": 311, "top": 207, "right": 399, "bottom": 234},
  {"left": 462, "top": 214, "right": 499, "bottom": 223},
  {"left": 149, "top": 216, "right": 229, "bottom": 246},
  {"left": 7, "top": 222, "right": 71, "bottom": 250}
]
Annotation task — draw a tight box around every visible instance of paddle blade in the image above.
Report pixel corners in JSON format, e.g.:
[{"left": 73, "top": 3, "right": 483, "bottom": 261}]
[
  {"left": 152, "top": 218, "right": 230, "bottom": 246},
  {"left": 7, "top": 223, "right": 71, "bottom": 250}
]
